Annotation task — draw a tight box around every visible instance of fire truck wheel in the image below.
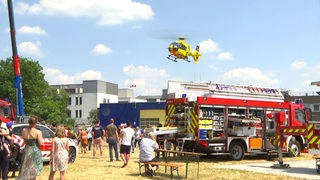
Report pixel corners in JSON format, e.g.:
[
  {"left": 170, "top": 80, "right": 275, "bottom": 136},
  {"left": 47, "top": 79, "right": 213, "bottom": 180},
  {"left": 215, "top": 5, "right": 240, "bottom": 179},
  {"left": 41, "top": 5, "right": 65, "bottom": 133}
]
[
  {"left": 229, "top": 141, "right": 245, "bottom": 161},
  {"left": 68, "top": 146, "right": 76, "bottom": 163},
  {"left": 288, "top": 140, "right": 301, "bottom": 157}
]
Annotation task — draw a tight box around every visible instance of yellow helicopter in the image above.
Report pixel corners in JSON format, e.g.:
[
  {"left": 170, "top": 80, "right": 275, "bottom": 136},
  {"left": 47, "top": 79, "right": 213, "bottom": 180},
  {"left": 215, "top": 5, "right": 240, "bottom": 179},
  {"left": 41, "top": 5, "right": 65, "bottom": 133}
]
[{"left": 167, "top": 36, "right": 202, "bottom": 63}]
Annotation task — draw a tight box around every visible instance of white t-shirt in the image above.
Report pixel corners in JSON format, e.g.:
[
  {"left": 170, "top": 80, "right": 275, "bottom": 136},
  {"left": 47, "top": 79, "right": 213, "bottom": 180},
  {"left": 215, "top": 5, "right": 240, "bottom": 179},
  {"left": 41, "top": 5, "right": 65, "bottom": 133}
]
[
  {"left": 86, "top": 127, "right": 92, "bottom": 139},
  {"left": 121, "top": 127, "right": 134, "bottom": 146},
  {"left": 135, "top": 129, "right": 142, "bottom": 140},
  {"left": 139, "top": 138, "right": 159, "bottom": 162}
]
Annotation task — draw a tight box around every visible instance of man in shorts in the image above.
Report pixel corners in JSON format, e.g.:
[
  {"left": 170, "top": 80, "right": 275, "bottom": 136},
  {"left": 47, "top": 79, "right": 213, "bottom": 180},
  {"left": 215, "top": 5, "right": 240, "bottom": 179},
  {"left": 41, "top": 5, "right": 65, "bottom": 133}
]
[
  {"left": 139, "top": 132, "right": 159, "bottom": 177},
  {"left": 91, "top": 120, "right": 105, "bottom": 158},
  {"left": 119, "top": 122, "right": 134, "bottom": 168}
]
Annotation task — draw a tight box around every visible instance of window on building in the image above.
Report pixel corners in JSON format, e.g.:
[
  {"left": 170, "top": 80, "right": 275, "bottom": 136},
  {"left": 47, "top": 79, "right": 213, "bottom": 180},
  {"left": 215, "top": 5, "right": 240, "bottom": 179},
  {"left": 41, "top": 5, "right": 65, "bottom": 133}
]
[
  {"left": 140, "top": 118, "right": 160, "bottom": 129},
  {"left": 67, "top": 110, "right": 71, "bottom": 118},
  {"left": 75, "top": 110, "right": 78, "bottom": 118},
  {"left": 76, "top": 97, "right": 78, "bottom": 105},
  {"left": 314, "top": 104, "right": 320, "bottom": 112},
  {"left": 79, "top": 110, "right": 82, "bottom": 118},
  {"left": 79, "top": 97, "right": 82, "bottom": 105},
  {"left": 68, "top": 97, "right": 72, "bottom": 105}
]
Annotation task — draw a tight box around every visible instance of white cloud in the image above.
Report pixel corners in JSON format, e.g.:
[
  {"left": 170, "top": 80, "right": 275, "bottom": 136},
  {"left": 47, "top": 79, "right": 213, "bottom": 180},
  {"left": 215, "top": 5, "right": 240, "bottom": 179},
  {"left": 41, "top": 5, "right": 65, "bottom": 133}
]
[
  {"left": 17, "top": 26, "right": 46, "bottom": 35},
  {"left": 123, "top": 64, "right": 168, "bottom": 78},
  {"left": 209, "top": 64, "right": 217, "bottom": 70},
  {"left": 16, "top": 0, "right": 154, "bottom": 26},
  {"left": 43, "top": 68, "right": 104, "bottom": 85},
  {"left": 90, "top": 44, "right": 112, "bottom": 56},
  {"left": 18, "top": 41, "right": 44, "bottom": 57},
  {"left": 221, "top": 67, "right": 278, "bottom": 87},
  {"left": 123, "top": 64, "right": 169, "bottom": 95},
  {"left": 198, "top": 39, "right": 220, "bottom": 53},
  {"left": 216, "top": 52, "right": 233, "bottom": 61},
  {"left": 290, "top": 60, "right": 306, "bottom": 70}
]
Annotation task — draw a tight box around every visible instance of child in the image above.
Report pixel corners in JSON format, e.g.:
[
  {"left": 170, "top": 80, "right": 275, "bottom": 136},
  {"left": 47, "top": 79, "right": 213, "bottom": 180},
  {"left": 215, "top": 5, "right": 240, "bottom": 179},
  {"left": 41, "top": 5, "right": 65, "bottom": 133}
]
[
  {"left": 1, "top": 121, "right": 13, "bottom": 157},
  {"left": 49, "top": 125, "right": 69, "bottom": 180},
  {"left": 0, "top": 129, "right": 10, "bottom": 156}
]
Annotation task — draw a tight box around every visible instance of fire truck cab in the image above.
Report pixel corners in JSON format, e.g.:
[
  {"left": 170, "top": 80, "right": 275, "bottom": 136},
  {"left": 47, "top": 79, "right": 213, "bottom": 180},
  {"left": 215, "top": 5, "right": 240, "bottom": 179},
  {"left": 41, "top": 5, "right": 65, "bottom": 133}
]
[
  {"left": 0, "top": 99, "right": 15, "bottom": 123},
  {"left": 165, "top": 83, "right": 309, "bottom": 160}
]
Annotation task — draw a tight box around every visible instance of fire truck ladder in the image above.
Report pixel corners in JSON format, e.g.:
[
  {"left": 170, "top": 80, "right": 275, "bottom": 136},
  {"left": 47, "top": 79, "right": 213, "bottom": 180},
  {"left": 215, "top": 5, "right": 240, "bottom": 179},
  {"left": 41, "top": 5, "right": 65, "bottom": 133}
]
[{"left": 207, "top": 83, "right": 284, "bottom": 102}]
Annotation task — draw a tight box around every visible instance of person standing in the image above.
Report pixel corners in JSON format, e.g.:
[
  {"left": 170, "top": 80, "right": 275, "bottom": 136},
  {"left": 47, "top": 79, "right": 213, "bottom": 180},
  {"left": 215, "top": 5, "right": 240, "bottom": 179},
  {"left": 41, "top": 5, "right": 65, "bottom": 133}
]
[
  {"left": 86, "top": 125, "right": 93, "bottom": 151},
  {"left": 134, "top": 127, "right": 142, "bottom": 150},
  {"left": 0, "top": 119, "right": 10, "bottom": 180},
  {"left": 119, "top": 122, "right": 134, "bottom": 168},
  {"left": 139, "top": 132, "right": 159, "bottom": 177},
  {"left": 105, "top": 118, "right": 120, "bottom": 162},
  {"left": 48, "top": 125, "right": 69, "bottom": 180},
  {"left": 17, "top": 116, "right": 44, "bottom": 180},
  {"left": 80, "top": 127, "right": 88, "bottom": 153},
  {"left": 91, "top": 120, "right": 105, "bottom": 158}
]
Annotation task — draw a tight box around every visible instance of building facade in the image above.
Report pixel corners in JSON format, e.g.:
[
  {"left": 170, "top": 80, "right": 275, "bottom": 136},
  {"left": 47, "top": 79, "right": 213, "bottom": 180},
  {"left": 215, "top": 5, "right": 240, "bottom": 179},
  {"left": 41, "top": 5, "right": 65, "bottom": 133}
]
[{"left": 52, "top": 80, "right": 118, "bottom": 124}]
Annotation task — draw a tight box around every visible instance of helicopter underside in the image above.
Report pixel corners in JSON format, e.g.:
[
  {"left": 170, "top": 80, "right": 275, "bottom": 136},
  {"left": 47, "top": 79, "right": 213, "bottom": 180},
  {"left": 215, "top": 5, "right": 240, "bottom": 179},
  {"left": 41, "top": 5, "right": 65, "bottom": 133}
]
[{"left": 167, "top": 54, "right": 190, "bottom": 62}]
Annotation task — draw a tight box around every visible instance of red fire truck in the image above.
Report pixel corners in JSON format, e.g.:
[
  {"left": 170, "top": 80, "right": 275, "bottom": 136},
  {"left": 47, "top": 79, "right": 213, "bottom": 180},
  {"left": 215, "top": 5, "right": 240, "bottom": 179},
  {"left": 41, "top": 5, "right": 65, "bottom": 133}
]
[
  {"left": 165, "top": 83, "right": 310, "bottom": 160},
  {"left": 0, "top": 99, "right": 16, "bottom": 123}
]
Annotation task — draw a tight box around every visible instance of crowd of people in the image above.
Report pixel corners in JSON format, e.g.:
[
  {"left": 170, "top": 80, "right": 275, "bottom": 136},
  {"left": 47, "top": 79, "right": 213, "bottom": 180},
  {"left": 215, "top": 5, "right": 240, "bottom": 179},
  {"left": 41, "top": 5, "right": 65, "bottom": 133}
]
[
  {"left": 71, "top": 118, "right": 161, "bottom": 177},
  {"left": 0, "top": 117, "right": 162, "bottom": 179}
]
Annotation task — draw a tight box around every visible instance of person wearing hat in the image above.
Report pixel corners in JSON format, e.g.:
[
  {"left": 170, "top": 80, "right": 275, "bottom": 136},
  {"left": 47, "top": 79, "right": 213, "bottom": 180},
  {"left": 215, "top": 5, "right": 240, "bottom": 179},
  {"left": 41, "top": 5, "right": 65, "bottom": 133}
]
[
  {"left": 139, "top": 132, "right": 159, "bottom": 177},
  {"left": 4, "top": 121, "right": 13, "bottom": 155}
]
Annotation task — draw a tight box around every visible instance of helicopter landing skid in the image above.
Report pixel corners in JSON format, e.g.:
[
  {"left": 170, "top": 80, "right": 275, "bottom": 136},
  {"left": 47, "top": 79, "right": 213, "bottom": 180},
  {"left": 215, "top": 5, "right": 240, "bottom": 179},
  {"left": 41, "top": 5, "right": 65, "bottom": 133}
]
[
  {"left": 183, "top": 58, "right": 191, "bottom": 62},
  {"left": 167, "top": 55, "right": 190, "bottom": 63},
  {"left": 167, "top": 55, "right": 178, "bottom": 62}
]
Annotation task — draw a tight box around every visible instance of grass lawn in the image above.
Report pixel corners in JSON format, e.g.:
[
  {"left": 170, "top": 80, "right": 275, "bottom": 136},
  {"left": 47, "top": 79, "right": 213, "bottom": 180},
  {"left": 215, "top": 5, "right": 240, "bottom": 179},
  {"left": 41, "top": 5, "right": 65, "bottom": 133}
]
[{"left": 8, "top": 142, "right": 309, "bottom": 180}]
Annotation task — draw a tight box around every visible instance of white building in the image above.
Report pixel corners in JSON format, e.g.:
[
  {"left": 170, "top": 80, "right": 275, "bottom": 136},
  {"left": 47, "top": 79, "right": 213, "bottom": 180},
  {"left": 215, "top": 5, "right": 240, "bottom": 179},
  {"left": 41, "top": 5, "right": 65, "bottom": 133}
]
[{"left": 51, "top": 80, "right": 118, "bottom": 124}]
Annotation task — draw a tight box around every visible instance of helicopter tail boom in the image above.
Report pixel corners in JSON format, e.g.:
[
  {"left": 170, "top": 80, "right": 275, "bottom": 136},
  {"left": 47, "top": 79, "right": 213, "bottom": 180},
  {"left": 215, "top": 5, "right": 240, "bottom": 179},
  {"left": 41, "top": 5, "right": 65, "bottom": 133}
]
[{"left": 191, "top": 45, "right": 202, "bottom": 63}]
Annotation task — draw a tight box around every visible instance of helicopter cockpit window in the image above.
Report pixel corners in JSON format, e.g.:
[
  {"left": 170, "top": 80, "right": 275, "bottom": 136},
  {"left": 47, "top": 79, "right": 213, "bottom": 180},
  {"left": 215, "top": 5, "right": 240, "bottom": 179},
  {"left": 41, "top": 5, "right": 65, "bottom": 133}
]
[
  {"left": 172, "top": 42, "right": 179, "bottom": 51},
  {"left": 180, "top": 43, "right": 186, "bottom": 50}
]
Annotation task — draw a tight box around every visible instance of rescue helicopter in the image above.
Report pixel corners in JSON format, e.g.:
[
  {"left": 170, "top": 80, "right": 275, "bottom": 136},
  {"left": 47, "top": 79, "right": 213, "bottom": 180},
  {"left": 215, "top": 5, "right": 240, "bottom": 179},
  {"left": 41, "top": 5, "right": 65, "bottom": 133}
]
[{"left": 167, "top": 36, "right": 202, "bottom": 63}]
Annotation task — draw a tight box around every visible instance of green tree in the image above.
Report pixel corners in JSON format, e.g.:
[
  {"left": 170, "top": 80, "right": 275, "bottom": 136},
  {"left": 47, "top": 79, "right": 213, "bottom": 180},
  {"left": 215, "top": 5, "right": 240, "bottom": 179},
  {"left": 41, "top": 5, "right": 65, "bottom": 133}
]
[
  {"left": 0, "top": 57, "right": 69, "bottom": 124},
  {"left": 37, "top": 87, "right": 69, "bottom": 124},
  {"left": 87, "top": 108, "right": 99, "bottom": 124}
]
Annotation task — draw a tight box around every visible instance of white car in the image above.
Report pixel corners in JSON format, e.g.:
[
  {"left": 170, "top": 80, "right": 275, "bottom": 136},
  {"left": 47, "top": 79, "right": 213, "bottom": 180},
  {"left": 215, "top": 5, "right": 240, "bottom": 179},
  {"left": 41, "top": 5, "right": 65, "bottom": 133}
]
[{"left": 11, "top": 123, "right": 78, "bottom": 163}]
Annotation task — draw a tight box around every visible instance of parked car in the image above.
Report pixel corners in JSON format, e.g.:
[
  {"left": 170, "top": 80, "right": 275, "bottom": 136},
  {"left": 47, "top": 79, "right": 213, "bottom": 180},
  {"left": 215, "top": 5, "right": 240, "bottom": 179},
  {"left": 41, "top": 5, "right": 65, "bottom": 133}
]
[{"left": 11, "top": 123, "right": 78, "bottom": 163}]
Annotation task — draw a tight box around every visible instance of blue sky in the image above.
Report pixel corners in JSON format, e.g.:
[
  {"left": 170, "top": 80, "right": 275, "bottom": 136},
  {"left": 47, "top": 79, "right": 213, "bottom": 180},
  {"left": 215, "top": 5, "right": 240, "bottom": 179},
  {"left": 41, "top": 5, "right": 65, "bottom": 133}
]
[{"left": 1, "top": 0, "right": 320, "bottom": 96}]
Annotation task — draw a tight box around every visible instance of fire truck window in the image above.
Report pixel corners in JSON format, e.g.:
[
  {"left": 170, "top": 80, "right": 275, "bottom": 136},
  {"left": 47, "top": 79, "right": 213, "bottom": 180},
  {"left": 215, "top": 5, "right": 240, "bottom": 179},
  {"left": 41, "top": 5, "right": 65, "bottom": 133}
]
[
  {"left": 295, "top": 109, "right": 306, "bottom": 124},
  {"left": 0, "top": 106, "right": 10, "bottom": 117},
  {"left": 2, "top": 106, "right": 10, "bottom": 116}
]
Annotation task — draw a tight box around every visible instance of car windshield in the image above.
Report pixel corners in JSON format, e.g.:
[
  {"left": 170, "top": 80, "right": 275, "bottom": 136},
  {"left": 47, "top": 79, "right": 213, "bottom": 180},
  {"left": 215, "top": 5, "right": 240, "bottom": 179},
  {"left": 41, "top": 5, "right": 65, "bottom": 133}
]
[{"left": 12, "top": 124, "right": 54, "bottom": 138}]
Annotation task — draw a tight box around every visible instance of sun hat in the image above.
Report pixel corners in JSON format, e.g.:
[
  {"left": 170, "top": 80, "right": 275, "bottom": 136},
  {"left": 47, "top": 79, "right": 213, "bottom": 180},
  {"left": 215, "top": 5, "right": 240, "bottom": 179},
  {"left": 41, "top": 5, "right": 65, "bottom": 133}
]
[{"left": 6, "top": 121, "right": 13, "bottom": 128}]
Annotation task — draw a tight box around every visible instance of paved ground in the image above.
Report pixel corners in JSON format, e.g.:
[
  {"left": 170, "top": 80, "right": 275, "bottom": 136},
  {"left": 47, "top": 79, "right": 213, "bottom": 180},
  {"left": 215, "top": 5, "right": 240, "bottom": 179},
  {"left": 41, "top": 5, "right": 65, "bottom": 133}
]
[{"left": 215, "top": 159, "right": 320, "bottom": 180}]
